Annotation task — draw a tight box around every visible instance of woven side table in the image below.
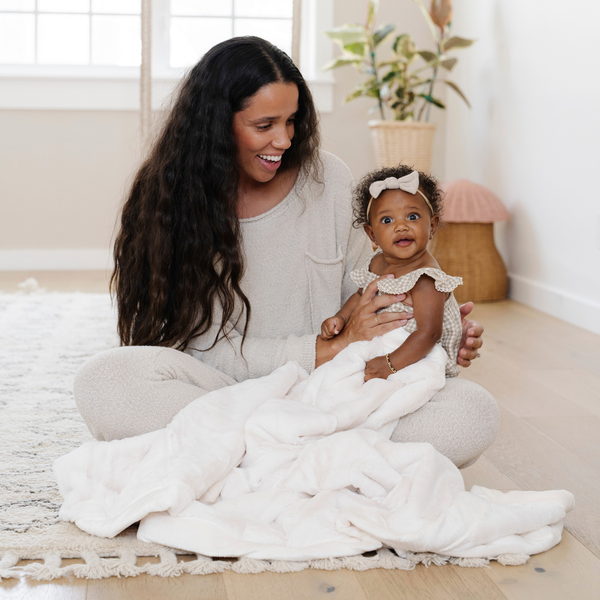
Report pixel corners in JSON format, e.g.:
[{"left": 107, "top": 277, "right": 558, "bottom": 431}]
[{"left": 429, "top": 180, "right": 510, "bottom": 304}]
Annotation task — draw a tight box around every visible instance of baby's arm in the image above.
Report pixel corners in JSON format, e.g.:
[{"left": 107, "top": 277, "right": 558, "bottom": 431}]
[
  {"left": 364, "top": 276, "right": 444, "bottom": 381},
  {"left": 320, "top": 291, "right": 362, "bottom": 340}
]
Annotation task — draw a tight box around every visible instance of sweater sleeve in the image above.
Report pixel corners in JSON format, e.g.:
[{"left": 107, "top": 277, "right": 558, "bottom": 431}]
[{"left": 185, "top": 312, "right": 316, "bottom": 383}]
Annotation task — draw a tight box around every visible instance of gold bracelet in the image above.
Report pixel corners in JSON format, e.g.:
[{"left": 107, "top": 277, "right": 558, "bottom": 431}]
[{"left": 385, "top": 353, "right": 397, "bottom": 374}]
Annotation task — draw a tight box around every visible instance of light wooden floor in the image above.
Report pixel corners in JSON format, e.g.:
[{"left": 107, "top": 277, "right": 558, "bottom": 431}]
[{"left": 1, "top": 271, "right": 599, "bottom": 599}]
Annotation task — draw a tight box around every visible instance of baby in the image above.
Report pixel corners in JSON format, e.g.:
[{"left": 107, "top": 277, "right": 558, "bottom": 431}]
[{"left": 321, "top": 166, "right": 462, "bottom": 380}]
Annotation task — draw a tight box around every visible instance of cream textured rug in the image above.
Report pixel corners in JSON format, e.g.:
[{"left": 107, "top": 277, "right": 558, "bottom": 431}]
[{"left": 0, "top": 291, "right": 526, "bottom": 581}]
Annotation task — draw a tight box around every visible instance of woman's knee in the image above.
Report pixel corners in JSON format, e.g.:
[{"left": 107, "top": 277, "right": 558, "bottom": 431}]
[
  {"left": 391, "top": 378, "right": 500, "bottom": 468},
  {"left": 74, "top": 346, "right": 167, "bottom": 441},
  {"left": 75, "top": 345, "right": 234, "bottom": 441}
]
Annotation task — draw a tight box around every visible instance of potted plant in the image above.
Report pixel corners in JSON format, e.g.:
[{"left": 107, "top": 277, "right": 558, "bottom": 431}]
[{"left": 324, "top": 0, "right": 474, "bottom": 173}]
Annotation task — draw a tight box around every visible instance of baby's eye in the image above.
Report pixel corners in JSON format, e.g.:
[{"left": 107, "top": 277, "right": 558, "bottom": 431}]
[
  {"left": 381, "top": 216, "right": 393, "bottom": 224},
  {"left": 408, "top": 213, "right": 420, "bottom": 220}
]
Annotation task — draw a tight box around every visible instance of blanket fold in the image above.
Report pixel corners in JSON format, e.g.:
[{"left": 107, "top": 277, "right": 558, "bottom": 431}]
[{"left": 54, "top": 329, "right": 574, "bottom": 562}]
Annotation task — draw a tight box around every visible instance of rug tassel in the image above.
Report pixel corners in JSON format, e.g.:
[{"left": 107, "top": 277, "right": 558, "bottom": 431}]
[
  {"left": 269, "top": 560, "right": 310, "bottom": 573},
  {"left": 69, "top": 551, "right": 115, "bottom": 579},
  {"left": 405, "top": 552, "right": 445, "bottom": 567},
  {"left": 183, "top": 555, "right": 230, "bottom": 575},
  {"left": 103, "top": 550, "right": 142, "bottom": 578},
  {"left": 143, "top": 551, "right": 185, "bottom": 577},
  {"left": 449, "top": 556, "right": 491, "bottom": 568},
  {"left": 309, "top": 557, "right": 346, "bottom": 571},
  {"left": 0, "top": 553, "right": 21, "bottom": 581},
  {"left": 496, "top": 553, "right": 530, "bottom": 566},
  {"left": 25, "top": 554, "right": 64, "bottom": 581},
  {"left": 375, "top": 548, "right": 417, "bottom": 571},
  {"left": 231, "top": 557, "right": 269, "bottom": 574}
]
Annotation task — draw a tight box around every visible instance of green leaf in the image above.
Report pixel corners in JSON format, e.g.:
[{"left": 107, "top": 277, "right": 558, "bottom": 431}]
[
  {"left": 377, "top": 59, "right": 403, "bottom": 68},
  {"left": 440, "top": 57, "right": 457, "bottom": 70},
  {"left": 344, "top": 87, "right": 368, "bottom": 103},
  {"left": 324, "top": 26, "right": 369, "bottom": 48},
  {"left": 418, "top": 94, "right": 446, "bottom": 109},
  {"left": 443, "top": 36, "right": 476, "bottom": 51},
  {"left": 367, "top": 0, "right": 379, "bottom": 31},
  {"left": 344, "top": 42, "right": 367, "bottom": 57},
  {"left": 439, "top": 79, "right": 471, "bottom": 107},
  {"left": 373, "top": 23, "right": 396, "bottom": 46},
  {"left": 381, "top": 70, "right": 398, "bottom": 83},
  {"left": 409, "top": 76, "right": 431, "bottom": 87},
  {"left": 417, "top": 50, "right": 438, "bottom": 62},
  {"left": 322, "top": 55, "right": 363, "bottom": 71},
  {"left": 394, "top": 34, "right": 416, "bottom": 60}
]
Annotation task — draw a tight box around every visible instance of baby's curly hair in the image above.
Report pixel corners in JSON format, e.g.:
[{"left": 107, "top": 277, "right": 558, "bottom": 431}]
[{"left": 352, "top": 165, "right": 444, "bottom": 227}]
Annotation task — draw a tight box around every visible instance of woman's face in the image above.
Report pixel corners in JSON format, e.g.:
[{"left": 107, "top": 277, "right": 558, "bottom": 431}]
[{"left": 233, "top": 82, "right": 299, "bottom": 184}]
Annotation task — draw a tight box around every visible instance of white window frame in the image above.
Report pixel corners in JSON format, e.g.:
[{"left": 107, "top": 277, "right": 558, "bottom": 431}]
[{"left": 0, "top": 0, "right": 334, "bottom": 112}]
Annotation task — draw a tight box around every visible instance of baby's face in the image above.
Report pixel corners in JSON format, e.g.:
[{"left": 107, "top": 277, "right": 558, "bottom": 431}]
[{"left": 365, "top": 189, "right": 438, "bottom": 261}]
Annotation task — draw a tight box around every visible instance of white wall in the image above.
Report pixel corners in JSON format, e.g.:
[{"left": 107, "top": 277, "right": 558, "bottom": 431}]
[{"left": 445, "top": 0, "right": 600, "bottom": 334}]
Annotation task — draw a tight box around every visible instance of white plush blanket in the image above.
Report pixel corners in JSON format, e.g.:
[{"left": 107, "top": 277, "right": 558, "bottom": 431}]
[{"left": 54, "top": 329, "right": 574, "bottom": 561}]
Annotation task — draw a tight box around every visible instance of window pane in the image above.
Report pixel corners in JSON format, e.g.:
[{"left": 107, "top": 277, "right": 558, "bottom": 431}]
[
  {"left": 92, "top": 15, "right": 140, "bottom": 65},
  {"left": 0, "top": 0, "right": 34, "bottom": 10},
  {"left": 170, "top": 17, "right": 231, "bottom": 68},
  {"left": 171, "top": 0, "right": 232, "bottom": 17},
  {"left": 234, "top": 18, "right": 292, "bottom": 56},
  {"left": 92, "top": 0, "right": 140, "bottom": 14},
  {"left": 0, "top": 13, "right": 34, "bottom": 63},
  {"left": 234, "top": 0, "right": 292, "bottom": 19},
  {"left": 38, "top": 14, "right": 89, "bottom": 64},
  {"left": 38, "top": 0, "right": 90, "bottom": 12}
]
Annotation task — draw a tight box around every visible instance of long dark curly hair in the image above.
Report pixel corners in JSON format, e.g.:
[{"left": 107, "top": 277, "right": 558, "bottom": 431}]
[
  {"left": 112, "top": 37, "right": 321, "bottom": 351},
  {"left": 352, "top": 165, "right": 444, "bottom": 227}
]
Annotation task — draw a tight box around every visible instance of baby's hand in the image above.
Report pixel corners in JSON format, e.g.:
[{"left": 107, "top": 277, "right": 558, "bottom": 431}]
[
  {"left": 320, "top": 316, "right": 346, "bottom": 340},
  {"left": 364, "top": 355, "right": 393, "bottom": 382}
]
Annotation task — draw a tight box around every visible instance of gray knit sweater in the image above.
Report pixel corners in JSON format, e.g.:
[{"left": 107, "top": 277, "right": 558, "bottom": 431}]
[{"left": 185, "top": 151, "right": 372, "bottom": 382}]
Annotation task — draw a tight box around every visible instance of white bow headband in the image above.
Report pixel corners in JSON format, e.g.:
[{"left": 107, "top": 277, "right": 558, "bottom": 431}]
[{"left": 366, "top": 171, "right": 434, "bottom": 222}]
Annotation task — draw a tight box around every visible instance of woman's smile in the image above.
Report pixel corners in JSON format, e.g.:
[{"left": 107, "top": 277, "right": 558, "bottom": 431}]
[{"left": 257, "top": 153, "right": 283, "bottom": 171}]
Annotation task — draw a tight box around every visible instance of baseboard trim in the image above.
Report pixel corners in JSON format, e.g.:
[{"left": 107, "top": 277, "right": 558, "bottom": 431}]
[
  {"left": 0, "top": 249, "right": 113, "bottom": 271},
  {"left": 509, "top": 274, "right": 600, "bottom": 336}
]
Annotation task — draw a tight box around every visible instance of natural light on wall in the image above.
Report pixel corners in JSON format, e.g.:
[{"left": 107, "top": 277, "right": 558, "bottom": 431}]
[{"left": 0, "top": 0, "right": 293, "bottom": 69}]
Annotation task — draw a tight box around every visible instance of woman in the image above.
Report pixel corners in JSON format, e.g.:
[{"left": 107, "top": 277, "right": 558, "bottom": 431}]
[{"left": 75, "top": 37, "right": 498, "bottom": 468}]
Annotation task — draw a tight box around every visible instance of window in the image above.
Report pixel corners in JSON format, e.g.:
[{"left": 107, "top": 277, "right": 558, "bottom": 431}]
[
  {"left": 170, "top": 0, "right": 293, "bottom": 68},
  {"left": 0, "top": 0, "right": 333, "bottom": 111},
  {"left": 0, "top": 0, "right": 141, "bottom": 66}
]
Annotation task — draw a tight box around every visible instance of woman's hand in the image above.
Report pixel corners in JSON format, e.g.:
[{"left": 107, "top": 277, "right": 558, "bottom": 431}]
[
  {"left": 337, "top": 277, "right": 412, "bottom": 347},
  {"left": 458, "top": 302, "right": 483, "bottom": 367},
  {"left": 315, "top": 276, "right": 412, "bottom": 368}
]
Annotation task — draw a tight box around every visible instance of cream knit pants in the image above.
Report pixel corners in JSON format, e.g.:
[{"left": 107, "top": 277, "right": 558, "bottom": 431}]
[{"left": 74, "top": 346, "right": 500, "bottom": 469}]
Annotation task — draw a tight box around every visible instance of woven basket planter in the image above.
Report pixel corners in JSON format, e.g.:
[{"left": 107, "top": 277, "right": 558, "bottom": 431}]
[
  {"left": 429, "top": 223, "right": 508, "bottom": 303},
  {"left": 368, "top": 120, "right": 436, "bottom": 173}
]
